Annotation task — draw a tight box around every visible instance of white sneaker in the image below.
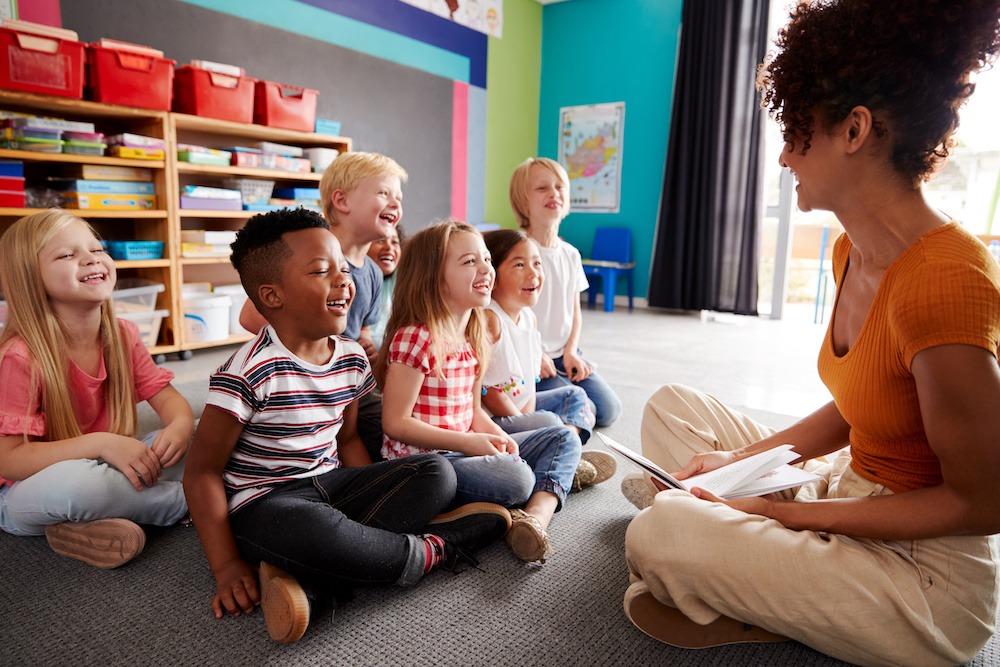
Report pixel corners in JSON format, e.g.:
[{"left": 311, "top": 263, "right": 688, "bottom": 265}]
[{"left": 620, "top": 472, "right": 655, "bottom": 510}]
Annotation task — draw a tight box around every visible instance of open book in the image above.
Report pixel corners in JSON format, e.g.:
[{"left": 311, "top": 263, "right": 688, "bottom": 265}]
[{"left": 598, "top": 433, "right": 820, "bottom": 499}]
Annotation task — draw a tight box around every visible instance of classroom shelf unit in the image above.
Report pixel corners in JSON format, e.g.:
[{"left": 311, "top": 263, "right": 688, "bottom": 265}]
[{"left": 0, "top": 89, "right": 352, "bottom": 360}]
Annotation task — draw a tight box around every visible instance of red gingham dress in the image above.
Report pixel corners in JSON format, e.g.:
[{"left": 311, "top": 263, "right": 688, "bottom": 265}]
[{"left": 381, "top": 324, "right": 479, "bottom": 459}]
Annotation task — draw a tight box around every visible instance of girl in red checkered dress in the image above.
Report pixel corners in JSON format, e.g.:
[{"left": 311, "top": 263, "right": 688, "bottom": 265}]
[{"left": 376, "top": 220, "right": 582, "bottom": 563}]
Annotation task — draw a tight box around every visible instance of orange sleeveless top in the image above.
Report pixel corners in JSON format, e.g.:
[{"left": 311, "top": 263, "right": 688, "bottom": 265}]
[{"left": 818, "top": 223, "right": 1000, "bottom": 492}]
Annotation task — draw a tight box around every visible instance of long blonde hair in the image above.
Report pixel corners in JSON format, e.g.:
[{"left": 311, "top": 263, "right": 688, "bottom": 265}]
[
  {"left": 0, "top": 209, "right": 137, "bottom": 440},
  {"left": 375, "top": 219, "right": 490, "bottom": 386}
]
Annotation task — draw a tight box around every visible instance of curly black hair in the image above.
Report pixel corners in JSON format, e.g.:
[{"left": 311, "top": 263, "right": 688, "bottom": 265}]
[
  {"left": 758, "top": 0, "right": 1000, "bottom": 184},
  {"left": 229, "top": 208, "right": 329, "bottom": 306}
]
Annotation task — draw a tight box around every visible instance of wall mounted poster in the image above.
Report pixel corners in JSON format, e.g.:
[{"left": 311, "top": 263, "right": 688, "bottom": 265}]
[{"left": 558, "top": 102, "right": 625, "bottom": 213}]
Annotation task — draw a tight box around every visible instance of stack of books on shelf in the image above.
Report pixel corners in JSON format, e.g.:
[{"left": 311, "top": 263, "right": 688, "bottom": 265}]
[
  {"left": 272, "top": 186, "right": 322, "bottom": 212},
  {"left": 181, "top": 229, "right": 238, "bottom": 258},
  {"left": 0, "top": 159, "right": 25, "bottom": 207},
  {"left": 107, "top": 133, "right": 165, "bottom": 160},
  {"left": 179, "top": 184, "right": 242, "bottom": 211},
  {"left": 0, "top": 114, "right": 101, "bottom": 155},
  {"left": 49, "top": 165, "right": 156, "bottom": 210},
  {"left": 226, "top": 141, "right": 311, "bottom": 173},
  {"left": 177, "top": 143, "right": 232, "bottom": 166}
]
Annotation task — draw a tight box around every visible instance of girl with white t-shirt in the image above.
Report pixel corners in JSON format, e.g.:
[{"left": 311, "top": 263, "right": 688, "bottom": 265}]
[
  {"left": 481, "top": 229, "right": 615, "bottom": 490},
  {"left": 509, "top": 157, "right": 622, "bottom": 427}
]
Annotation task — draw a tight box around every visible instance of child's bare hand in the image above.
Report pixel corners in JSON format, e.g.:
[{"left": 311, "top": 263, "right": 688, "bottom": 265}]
[
  {"left": 102, "top": 435, "right": 163, "bottom": 490},
  {"left": 539, "top": 354, "right": 557, "bottom": 379},
  {"left": 150, "top": 425, "right": 190, "bottom": 468},
  {"left": 212, "top": 560, "right": 261, "bottom": 618},
  {"left": 466, "top": 433, "right": 516, "bottom": 456},
  {"left": 563, "top": 351, "right": 592, "bottom": 382}
]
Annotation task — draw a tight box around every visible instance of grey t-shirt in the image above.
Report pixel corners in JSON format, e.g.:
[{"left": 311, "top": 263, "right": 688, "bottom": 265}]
[{"left": 345, "top": 256, "right": 383, "bottom": 341}]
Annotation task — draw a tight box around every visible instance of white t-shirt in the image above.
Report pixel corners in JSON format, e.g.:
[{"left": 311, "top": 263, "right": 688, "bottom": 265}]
[
  {"left": 482, "top": 301, "right": 541, "bottom": 413},
  {"left": 534, "top": 239, "right": 589, "bottom": 357}
]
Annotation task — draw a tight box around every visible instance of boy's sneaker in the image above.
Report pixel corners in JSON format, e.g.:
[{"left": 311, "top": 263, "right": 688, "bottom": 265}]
[
  {"left": 45, "top": 518, "right": 145, "bottom": 569},
  {"left": 425, "top": 502, "right": 512, "bottom": 568},
  {"left": 259, "top": 562, "right": 310, "bottom": 644},
  {"left": 572, "top": 450, "right": 617, "bottom": 491}
]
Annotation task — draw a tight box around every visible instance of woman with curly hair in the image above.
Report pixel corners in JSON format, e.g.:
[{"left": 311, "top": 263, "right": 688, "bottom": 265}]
[{"left": 620, "top": 1, "right": 1000, "bottom": 664}]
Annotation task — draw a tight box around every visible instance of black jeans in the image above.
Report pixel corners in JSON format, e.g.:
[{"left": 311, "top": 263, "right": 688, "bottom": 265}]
[
  {"left": 229, "top": 454, "right": 455, "bottom": 596},
  {"left": 356, "top": 389, "right": 385, "bottom": 463}
]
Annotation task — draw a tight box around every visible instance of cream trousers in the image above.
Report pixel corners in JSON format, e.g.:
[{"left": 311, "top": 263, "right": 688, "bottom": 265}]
[{"left": 624, "top": 384, "right": 998, "bottom": 667}]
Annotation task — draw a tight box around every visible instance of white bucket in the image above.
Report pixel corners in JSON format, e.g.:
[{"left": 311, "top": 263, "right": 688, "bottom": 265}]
[
  {"left": 183, "top": 295, "right": 231, "bottom": 343},
  {"left": 212, "top": 284, "right": 250, "bottom": 335}
]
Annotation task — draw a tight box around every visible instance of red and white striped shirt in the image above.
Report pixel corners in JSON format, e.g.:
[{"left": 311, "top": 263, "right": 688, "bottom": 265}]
[{"left": 381, "top": 324, "right": 478, "bottom": 459}]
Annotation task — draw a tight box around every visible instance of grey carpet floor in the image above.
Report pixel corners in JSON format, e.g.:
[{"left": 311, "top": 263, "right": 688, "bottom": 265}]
[{"left": 2, "top": 380, "right": 997, "bottom": 666}]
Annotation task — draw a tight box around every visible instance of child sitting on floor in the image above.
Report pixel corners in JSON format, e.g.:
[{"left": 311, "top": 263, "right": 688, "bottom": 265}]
[
  {"left": 510, "top": 157, "right": 622, "bottom": 427},
  {"left": 481, "top": 228, "right": 615, "bottom": 491},
  {"left": 376, "top": 219, "right": 581, "bottom": 564},
  {"left": 0, "top": 209, "right": 193, "bottom": 569},
  {"left": 368, "top": 226, "right": 405, "bottom": 350},
  {"left": 183, "top": 209, "right": 510, "bottom": 644}
]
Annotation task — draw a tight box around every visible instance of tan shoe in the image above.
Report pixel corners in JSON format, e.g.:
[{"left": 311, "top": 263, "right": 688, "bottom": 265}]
[
  {"left": 623, "top": 582, "right": 788, "bottom": 648},
  {"left": 45, "top": 518, "right": 145, "bottom": 569},
  {"left": 620, "top": 472, "right": 655, "bottom": 510},
  {"left": 572, "top": 459, "right": 598, "bottom": 492},
  {"left": 259, "top": 562, "right": 310, "bottom": 644},
  {"left": 580, "top": 450, "right": 616, "bottom": 486},
  {"left": 504, "top": 509, "right": 553, "bottom": 564}
]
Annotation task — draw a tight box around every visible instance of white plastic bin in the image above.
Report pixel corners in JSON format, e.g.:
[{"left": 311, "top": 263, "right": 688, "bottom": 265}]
[
  {"left": 212, "top": 284, "right": 250, "bottom": 334},
  {"left": 118, "top": 309, "right": 167, "bottom": 348},
  {"left": 183, "top": 295, "right": 231, "bottom": 343},
  {"left": 112, "top": 279, "right": 164, "bottom": 313}
]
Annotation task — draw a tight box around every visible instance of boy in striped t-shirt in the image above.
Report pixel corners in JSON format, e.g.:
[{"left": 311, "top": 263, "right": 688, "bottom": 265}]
[{"left": 183, "top": 209, "right": 510, "bottom": 644}]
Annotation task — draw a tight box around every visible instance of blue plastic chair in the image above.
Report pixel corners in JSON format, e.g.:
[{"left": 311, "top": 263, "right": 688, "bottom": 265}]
[{"left": 582, "top": 227, "right": 635, "bottom": 312}]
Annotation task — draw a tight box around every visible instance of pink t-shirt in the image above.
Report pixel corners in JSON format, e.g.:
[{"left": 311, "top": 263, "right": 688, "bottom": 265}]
[
  {"left": 0, "top": 319, "right": 173, "bottom": 485},
  {"left": 380, "top": 324, "right": 478, "bottom": 459}
]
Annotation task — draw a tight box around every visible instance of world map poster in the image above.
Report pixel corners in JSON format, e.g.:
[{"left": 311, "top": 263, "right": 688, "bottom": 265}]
[{"left": 558, "top": 102, "right": 625, "bottom": 213}]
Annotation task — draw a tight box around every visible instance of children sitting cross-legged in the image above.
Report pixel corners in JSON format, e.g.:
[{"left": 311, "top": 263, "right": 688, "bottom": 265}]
[
  {"left": 182, "top": 209, "right": 511, "bottom": 644},
  {"left": 376, "top": 219, "right": 582, "bottom": 564},
  {"left": 0, "top": 209, "right": 193, "bottom": 569},
  {"left": 481, "top": 229, "right": 616, "bottom": 492}
]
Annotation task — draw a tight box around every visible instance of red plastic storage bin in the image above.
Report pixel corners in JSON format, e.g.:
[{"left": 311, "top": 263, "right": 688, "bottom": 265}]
[
  {"left": 87, "top": 44, "right": 175, "bottom": 110},
  {"left": 0, "top": 27, "right": 85, "bottom": 99},
  {"left": 173, "top": 66, "right": 256, "bottom": 123},
  {"left": 254, "top": 80, "right": 318, "bottom": 132}
]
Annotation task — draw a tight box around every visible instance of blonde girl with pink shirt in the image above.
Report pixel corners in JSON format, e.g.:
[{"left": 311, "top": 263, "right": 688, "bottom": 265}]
[{"left": 0, "top": 210, "right": 193, "bottom": 569}]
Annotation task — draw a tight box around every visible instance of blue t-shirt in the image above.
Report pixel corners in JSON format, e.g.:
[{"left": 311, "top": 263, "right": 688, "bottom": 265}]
[{"left": 346, "top": 256, "right": 383, "bottom": 341}]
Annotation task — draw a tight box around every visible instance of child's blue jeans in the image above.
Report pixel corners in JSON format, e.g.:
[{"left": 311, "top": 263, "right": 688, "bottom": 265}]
[
  {"left": 444, "top": 425, "right": 581, "bottom": 510},
  {"left": 0, "top": 430, "right": 187, "bottom": 536},
  {"left": 536, "top": 352, "right": 622, "bottom": 427},
  {"left": 492, "top": 385, "right": 595, "bottom": 444}
]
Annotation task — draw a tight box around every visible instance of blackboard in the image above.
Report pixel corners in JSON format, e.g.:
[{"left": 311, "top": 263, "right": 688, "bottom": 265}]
[{"left": 60, "top": 0, "right": 454, "bottom": 233}]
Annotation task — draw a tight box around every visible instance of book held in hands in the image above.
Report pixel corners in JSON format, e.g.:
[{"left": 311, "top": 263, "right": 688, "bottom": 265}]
[{"left": 598, "top": 433, "right": 821, "bottom": 499}]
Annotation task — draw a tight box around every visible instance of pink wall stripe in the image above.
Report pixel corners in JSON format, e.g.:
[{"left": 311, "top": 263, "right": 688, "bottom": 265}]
[
  {"left": 451, "top": 80, "right": 468, "bottom": 220},
  {"left": 17, "top": 0, "right": 62, "bottom": 26}
]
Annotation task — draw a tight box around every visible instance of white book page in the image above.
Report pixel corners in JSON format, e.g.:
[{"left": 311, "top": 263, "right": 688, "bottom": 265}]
[
  {"left": 724, "top": 464, "right": 821, "bottom": 498},
  {"left": 683, "top": 445, "right": 797, "bottom": 497}
]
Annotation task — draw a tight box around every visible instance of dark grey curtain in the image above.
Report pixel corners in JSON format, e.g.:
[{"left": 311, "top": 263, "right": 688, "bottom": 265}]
[{"left": 647, "top": 0, "right": 769, "bottom": 315}]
